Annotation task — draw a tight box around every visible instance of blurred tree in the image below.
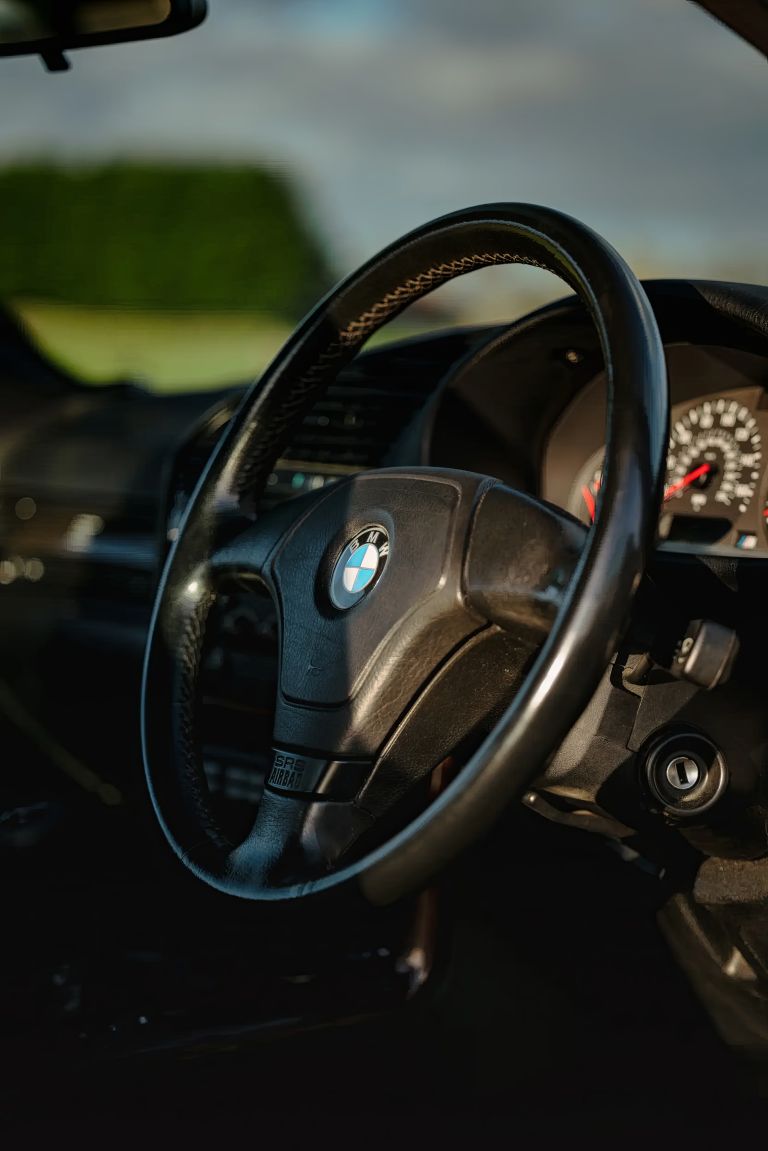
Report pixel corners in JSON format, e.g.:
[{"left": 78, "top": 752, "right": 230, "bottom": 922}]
[{"left": 0, "top": 162, "right": 334, "bottom": 318}]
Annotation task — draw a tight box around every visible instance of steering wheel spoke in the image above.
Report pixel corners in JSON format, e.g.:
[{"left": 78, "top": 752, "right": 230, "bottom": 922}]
[
  {"left": 226, "top": 788, "right": 376, "bottom": 895},
  {"left": 465, "top": 484, "right": 587, "bottom": 634},
  {"left": 209, "top": 489, "right": 325, "bottom": 583}
]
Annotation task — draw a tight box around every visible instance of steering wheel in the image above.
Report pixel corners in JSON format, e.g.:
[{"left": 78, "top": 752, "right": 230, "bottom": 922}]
[{"left": 142, "top": 203, "right": 668, "bottom": 906}]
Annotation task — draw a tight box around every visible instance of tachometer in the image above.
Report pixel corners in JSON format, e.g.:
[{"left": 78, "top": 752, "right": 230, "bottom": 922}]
[{"left": 569, "top": 397, "right": 762, "bottom": 526}]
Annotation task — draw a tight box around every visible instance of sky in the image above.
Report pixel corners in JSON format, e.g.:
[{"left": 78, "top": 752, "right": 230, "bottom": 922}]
[{"left": 0, "top": 0, "right": 766, "bottom": 318}]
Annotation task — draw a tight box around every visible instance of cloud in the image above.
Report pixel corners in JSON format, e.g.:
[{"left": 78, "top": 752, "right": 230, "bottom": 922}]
[{"left": 0, "top": 0, "right": 764, "bottom": 313}]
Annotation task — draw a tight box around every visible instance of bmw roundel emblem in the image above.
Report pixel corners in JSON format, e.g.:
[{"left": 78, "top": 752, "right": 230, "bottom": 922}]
[{"left": 330, "top": 526, "right": 390, "bottom": 610}]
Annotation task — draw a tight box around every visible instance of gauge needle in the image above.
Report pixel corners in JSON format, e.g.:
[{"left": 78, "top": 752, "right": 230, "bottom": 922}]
[
  {"left": 664, "top": 462, "right": 712, "bottom": 500},
  {"left": 583, "top": 460, "right": 711, "bottom": 522},
  {"left": 581, "top": 484, "right": 597, "bottom": 522}
]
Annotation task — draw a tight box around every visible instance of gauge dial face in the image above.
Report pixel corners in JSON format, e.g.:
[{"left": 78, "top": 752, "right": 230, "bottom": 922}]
[
  {"left": 569, "top": 397, "right": 763, "bottom": 526},
  {"left": 666, "top": 399, "right": 762, "bottom": 515}
]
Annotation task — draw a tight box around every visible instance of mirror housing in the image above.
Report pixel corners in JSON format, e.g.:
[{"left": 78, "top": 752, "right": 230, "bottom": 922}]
[{"left": 0, "top": 1, "right": 207, "bottom": 70}]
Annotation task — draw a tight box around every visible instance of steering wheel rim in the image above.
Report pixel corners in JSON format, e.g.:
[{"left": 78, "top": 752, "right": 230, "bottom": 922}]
[{"left": 141, "top": 203, "right": 668, "bottom": 905}]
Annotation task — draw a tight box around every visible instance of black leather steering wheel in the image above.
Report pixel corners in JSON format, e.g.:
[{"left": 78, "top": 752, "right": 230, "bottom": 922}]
[{"left": 141, "top": 204, "right": 668, "bottom": 906}]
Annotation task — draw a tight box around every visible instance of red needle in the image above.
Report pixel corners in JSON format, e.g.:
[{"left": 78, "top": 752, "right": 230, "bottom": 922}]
[
  {"left": 581, "top": 484, "right": 596, "bottom": 522},
  {"left": 664, "top": 462, "right": 712, "bottom": 500}
]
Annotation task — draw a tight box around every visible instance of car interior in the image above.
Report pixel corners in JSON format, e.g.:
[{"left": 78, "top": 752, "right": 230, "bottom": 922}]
[{"left": 2, "top": 0, "right": 768, "bottom": 1139}]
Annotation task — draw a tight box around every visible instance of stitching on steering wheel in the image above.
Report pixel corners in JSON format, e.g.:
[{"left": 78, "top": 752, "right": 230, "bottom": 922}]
[
  {"left": 234, "top": 250, "right": 551, "bottom": 501},
  {"left": 338, "top": 251, "right": 549, "bottom": 344}
]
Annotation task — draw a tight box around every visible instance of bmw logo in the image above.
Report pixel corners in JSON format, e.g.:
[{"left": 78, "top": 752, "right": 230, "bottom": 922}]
[{"left": 330, "top": 526, "right": 390, "bottom": 610}]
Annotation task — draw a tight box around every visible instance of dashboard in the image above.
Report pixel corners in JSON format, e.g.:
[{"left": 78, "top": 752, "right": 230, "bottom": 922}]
[{"left": 3, "top": 282, "right": 768, "bottom": 608}]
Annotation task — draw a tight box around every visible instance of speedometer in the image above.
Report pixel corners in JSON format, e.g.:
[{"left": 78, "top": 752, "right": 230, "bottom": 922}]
[
  {"left": 569, "top": 396, "right": 763, "bottom": 526},
  {"left": 666, "top": 398, "right": 762, "bottom": 515}
]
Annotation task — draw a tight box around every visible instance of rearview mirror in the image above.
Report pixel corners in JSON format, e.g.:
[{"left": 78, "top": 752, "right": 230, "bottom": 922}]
[{"left": 0, "top": 0, "right": 207, "bottom": 70}]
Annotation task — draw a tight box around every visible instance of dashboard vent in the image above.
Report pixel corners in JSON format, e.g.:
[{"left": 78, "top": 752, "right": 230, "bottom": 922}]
[
  {"left": 169, "top": 328, "right": 490, "bottom": 525},
  {"left": 282, "top": 353, "right": 438, "bottom": 469}
]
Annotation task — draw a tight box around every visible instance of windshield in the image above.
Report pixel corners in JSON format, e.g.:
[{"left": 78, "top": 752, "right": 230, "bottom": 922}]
[{"left": 0, "top": 0, "right": 765, "bottom": 391}]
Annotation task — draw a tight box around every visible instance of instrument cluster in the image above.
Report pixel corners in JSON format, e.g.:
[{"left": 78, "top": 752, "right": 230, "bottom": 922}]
[{"left": 542, "top": 345, "right": 768, "bottom": 556}]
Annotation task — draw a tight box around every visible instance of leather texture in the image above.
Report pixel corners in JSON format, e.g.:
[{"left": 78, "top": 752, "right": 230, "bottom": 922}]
[{"left": 141, "top": 203, "right": 669, "bottom": 905}]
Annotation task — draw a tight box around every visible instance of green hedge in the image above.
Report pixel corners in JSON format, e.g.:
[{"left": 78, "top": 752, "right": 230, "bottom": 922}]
[{"left": 0, "top": 162, "right": 333, "bottom": 317}]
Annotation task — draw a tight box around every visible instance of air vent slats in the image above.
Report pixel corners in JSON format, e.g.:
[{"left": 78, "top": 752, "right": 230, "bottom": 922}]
[{"left": 169, "top": 333, "right": 485, "bottom": 529}]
